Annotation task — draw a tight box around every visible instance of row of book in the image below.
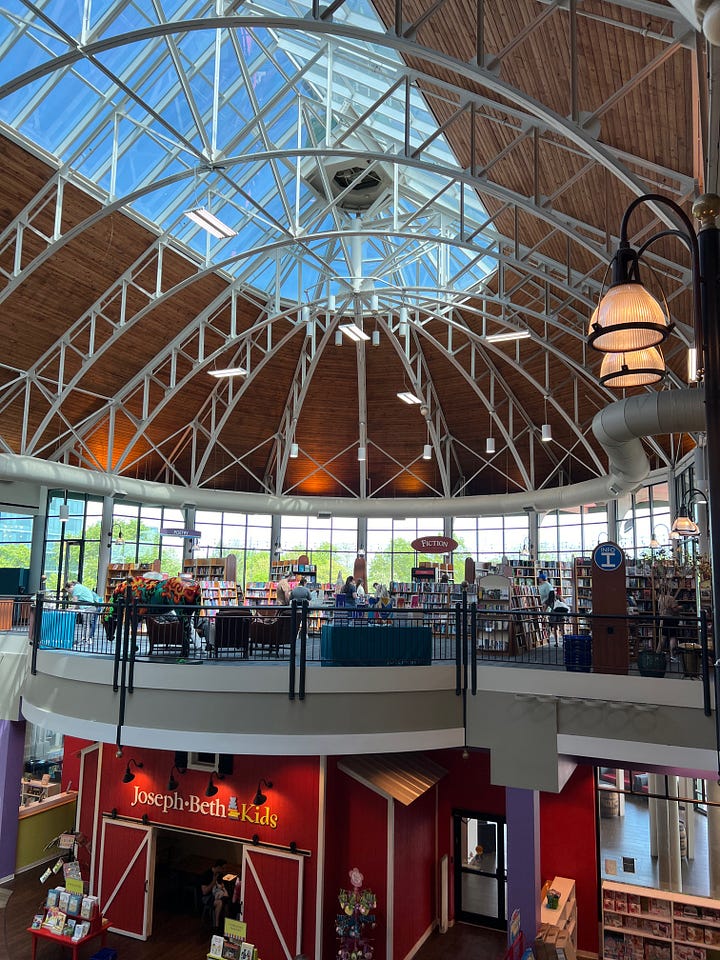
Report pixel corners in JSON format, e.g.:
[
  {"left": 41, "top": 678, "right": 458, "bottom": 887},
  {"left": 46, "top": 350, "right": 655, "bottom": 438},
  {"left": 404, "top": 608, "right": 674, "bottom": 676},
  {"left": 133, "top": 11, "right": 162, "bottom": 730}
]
[
  {"left": 32, "top": 909, "right": 94, "bottom": 941},
  {"left": 46, "top": 887, "right": 98, "bottom": 919}
]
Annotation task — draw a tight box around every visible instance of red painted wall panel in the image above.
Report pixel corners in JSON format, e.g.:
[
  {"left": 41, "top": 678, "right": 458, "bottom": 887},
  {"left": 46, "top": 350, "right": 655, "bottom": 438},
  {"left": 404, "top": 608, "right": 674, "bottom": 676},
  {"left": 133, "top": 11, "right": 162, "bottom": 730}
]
[
  {"left": 324, "top": 760, "right": 388, "bottom": 960},
  {"left": 61, "top": 735, "right": 90, "bottom": 794},
  {"left": 99, "top": 820, "right": 151, "bottom": 937},
  {"left": 540, "top": 765, "right": 598, "bottom": 955},
  {"left": 88, "top": 745, "right": 320, "bottom": 957},
  {"left": 243, "top": 849, "right": 302, "bottom": 959},
  {"left": 393, "top": 786, "right": 436, "bottom": 959}
]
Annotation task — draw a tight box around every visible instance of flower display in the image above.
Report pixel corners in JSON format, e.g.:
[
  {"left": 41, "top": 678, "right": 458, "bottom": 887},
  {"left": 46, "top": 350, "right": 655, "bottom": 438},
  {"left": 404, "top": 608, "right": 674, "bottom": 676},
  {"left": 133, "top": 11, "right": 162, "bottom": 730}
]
[{"left": 336, "top": 867, "right": 377, "bottom": 960}]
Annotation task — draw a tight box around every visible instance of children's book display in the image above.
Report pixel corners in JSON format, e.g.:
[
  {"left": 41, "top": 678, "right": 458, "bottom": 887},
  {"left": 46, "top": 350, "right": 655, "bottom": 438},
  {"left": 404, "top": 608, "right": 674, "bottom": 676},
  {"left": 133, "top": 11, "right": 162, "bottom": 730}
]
[
  {"left": 207, "top": 918, "right": 258, "bottom": 960},
  {"left": 32, "top": 886, "right": 100, "bottom": 941}
]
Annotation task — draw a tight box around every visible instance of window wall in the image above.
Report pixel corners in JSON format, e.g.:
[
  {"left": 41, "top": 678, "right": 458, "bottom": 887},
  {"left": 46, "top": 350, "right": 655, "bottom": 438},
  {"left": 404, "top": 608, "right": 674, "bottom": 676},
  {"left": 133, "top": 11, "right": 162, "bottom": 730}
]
[
  {"left": 194, "top": 511, "right": 272, "bottom": 584},
  {"left": 0, "top": 512, "right": 33, "bottom": 570},
  {"left": 538, "top": 504, "right": 609, "bottom": 563},
  {"left": 45, "top": 492, "right": 103, "bottom": 594},
  {"left": 453, "top": 515, "right": 530, "bottom": 574},
  {"left": 366, "top": 518, "right": 444, "bottom": 584},
  {"left": 279, "top": 516, "right": 358, "bottom": 585},
  {"left": 110, "top": 503, "right": 187, "bottom": 576},
  {"left": 616, "top": 481, "right": 671, "bottom": 559}
]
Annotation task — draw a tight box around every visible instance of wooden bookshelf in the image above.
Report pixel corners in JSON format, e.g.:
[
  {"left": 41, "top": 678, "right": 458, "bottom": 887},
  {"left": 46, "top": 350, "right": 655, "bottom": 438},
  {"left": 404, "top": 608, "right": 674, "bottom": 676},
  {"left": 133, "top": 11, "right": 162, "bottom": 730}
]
[
  {"left": 476, "top": 574, "right": 514, "bottom": 655},
  {"left": 270, "top": 559, "right": 317, "bottom": 582},
  {"left": 198, "top": 580, "right": 238, "bottom": 615},
  {"left": 511, "top": 582, "right": 548, "bottom": 650},
  {"left": 183, "top": 555, "right": 237, "bottom": 582},
  {"left": 104, "top": 560, "right": 161, "bottom": 603},
  {"left": 574, "top": 557, "right": 593, "bottom": 616}
]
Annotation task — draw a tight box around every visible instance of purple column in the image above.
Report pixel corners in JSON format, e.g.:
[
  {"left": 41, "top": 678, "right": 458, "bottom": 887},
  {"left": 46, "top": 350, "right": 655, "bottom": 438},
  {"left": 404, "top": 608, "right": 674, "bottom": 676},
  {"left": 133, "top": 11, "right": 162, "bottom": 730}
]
[
  {"left": 506, "top": 786, "right": 540, "bottom": 947},
  {"left": 0, "top": 718, "right": 26, "bottom": 881}
]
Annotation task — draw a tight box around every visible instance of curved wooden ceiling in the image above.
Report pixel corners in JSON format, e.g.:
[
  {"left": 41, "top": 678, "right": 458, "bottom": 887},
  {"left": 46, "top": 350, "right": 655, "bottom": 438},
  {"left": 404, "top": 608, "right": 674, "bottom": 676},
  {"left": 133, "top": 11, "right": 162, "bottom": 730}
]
[{"left": 0, "top": 1, "right": 706, "bottom": 502}]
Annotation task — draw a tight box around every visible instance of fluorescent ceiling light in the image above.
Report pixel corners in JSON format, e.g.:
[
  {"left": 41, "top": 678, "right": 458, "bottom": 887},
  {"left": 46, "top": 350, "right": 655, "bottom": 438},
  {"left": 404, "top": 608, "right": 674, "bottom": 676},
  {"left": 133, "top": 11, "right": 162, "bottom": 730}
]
[
  {"left": 209, "top": 366, "right": 247, "bottom": 378},
  {"left": 339, "top": 323, "right": 370, "bottom": 342},
  {"left": 397, "top": 391, "right": 422, "bottom": 405},
  {"left": 486, "top": 330, "right": 531, "bottom": 343},
  {"left": 184, "top": 207, "right": 237, "bottom": 239}
]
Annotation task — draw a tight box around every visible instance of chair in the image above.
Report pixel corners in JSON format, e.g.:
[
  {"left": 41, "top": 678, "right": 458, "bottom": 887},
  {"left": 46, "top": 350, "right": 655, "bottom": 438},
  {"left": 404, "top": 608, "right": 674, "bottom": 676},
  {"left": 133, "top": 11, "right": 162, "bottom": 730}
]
[
  {"left": 249, "top": 612, "right": 293, "bottom": 658},
  {"left": 214, "top": 608, "right": 252, "bottom": 658},
  {"left": 146, "top": 614, "right": 189, "bottom": 657}
]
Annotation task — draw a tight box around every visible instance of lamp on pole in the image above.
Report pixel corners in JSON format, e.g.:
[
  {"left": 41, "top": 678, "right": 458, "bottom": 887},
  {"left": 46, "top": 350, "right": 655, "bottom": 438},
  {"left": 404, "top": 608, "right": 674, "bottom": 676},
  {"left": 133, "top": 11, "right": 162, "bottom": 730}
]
[{"left": 588, "top": 193, "right": 720, "bottom": 659}]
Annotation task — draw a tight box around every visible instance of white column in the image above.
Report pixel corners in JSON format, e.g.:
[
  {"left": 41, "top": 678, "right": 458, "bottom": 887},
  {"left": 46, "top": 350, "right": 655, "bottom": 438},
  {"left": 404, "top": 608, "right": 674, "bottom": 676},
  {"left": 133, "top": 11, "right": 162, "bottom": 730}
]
[
  {"left": 680, "top": 777, "right": 695, "bottom": 861},
  {"left": 667, "top": 776, "right": 682, "bottom": 891},
  {"left": 707, "top": 780, "right": 720, "bottom": 897},
  {"left": 95, "top": 495, "right": 114, "bottom": 597},
  {"left": 615, "top": 769, "right": 626, "bottom": 816}
]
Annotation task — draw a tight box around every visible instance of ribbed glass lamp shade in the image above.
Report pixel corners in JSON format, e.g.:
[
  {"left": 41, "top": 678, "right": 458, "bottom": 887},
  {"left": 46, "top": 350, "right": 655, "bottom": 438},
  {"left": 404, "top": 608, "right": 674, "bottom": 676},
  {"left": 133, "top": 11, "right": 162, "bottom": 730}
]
[
  {"left": 589, "top": 283, "right": 670, "bottom": 353},
  {"left": 485, "top": 437, "right": 496, "bottom": 454},
  {"left": 599, "top": 346, "right": 665, "bottom": 388},
  {"left": 671, "top": 515, "right": 700, "bottom": 537}
]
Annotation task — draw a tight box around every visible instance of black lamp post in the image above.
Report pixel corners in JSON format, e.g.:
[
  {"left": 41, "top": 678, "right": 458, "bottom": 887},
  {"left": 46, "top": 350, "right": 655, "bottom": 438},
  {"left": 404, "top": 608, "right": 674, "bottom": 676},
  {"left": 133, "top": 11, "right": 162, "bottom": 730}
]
[{"left": 589, "top": 193, "right": 720, "bottom": 655}]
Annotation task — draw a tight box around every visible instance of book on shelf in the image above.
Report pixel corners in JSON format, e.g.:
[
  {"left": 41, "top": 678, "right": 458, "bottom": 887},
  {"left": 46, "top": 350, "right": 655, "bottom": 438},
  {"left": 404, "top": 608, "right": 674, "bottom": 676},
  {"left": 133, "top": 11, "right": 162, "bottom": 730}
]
[
  {"left": 31, "top": 914, "right": 43, "bottom": 929},
  {"left": 42, "top": 907, "right": 67, "bottom": 933},
  {"left": 209, "top": 933, "right": 226, "bottom": 958},
  {"left": 72, "top": 920, "right": 91, "bottom": 941},
  {"left": 62, "top": 918, "right": 76, "bottom": 937}
]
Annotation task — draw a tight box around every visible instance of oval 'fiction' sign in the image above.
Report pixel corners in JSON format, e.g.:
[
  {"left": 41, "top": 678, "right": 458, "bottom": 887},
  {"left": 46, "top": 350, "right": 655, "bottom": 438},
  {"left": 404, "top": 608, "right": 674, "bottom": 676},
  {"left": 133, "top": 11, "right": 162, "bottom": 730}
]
[{"left": 410, "top": 536, "right": 458, "bottom": 553}]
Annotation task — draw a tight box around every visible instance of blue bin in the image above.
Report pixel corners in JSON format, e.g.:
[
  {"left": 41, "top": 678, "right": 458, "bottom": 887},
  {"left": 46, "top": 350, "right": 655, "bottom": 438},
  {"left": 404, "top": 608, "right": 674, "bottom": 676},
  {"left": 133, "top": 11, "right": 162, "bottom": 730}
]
[
  {"left": 90, "top": 949, "right": 118, "bottom": 960},
  {"left": 563, "top": 634, "right": 592, "bottom": 673}
]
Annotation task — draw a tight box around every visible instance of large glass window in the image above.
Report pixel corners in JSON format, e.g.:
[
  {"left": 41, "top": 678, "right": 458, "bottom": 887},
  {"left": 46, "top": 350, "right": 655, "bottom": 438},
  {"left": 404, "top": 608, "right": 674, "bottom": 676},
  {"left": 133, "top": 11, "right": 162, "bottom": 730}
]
[
  {"left": 44, "top": 492, "right": 103, "bottom": 595},
  {"left": 539, "top": 504, "right": 608, "bottom": 563},
  {"left": 616, "top": 482, "right": 670, "bottom": 559},
  {"left": 194, "top": 511, "right": 272, "bottom": 585},
  {"left": 0, "top": 512, "right": 33, "bottom": 570},
  {"left": 366, "top": 517, "right": 444, "bottom": 584},
  {"left": 453, "top": 515, "right": 530, "bottom": 574},
  {"left": 110, "top": 503, "right": 186, "bottom": 575},
  {"left": 279, "top": 516, "right": 358, "bottom": 584}
]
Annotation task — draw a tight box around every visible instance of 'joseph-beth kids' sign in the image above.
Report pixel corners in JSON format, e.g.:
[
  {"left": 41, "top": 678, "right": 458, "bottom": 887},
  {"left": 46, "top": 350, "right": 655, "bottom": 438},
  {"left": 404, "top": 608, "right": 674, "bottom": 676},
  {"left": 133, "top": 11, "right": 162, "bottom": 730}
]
[{"left": 129, "top": 785, "right": 278, "bottom": 828}]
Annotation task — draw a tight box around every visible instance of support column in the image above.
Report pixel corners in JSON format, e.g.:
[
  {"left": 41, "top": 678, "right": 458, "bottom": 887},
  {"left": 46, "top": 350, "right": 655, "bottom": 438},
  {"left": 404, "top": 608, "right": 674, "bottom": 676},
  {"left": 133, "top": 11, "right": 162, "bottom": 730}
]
[
  {"left": 95, "top": 496, "right": 114, "bottom": 598},
  {"left": 680, "top": 777, "right": 695, "bottom": 861},
  {"left": 648, "top": 774, "right": 660, "bottom": 858},
  {"left": 615, "top": 769, "right": 625, "bottom": 816},
  {"left": 652, "top": 773, "right": 672, "bottom": 890},
  {"left": 28, "top": 488, "right": 49, "bottom": 594},
  {"left": 667, "top": 776, "right": 682, "bottom": 892},
  {"left": 270, "top": 514, "right": 282, "bottom": 580},
  {"left": 183, "top": 506, "right": 197, "bottom": 564},
  {"left": 0, "top": 719, "right": 26, "bottom": 883},
  {"left": 706, "top": 780, "right": 720, "bottom": 897},
  {"left": 506, "top": 787, "right": 540, "bottom": 946}
]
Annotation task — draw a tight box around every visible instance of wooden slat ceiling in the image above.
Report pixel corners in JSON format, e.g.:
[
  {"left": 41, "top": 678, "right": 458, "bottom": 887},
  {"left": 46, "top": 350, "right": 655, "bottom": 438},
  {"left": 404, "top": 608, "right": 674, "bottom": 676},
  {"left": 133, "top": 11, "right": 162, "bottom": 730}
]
[
  {"left": 0, "top": 0, "right": 700, "bottom": 500},
  {"left": 338, "top": 752, "right": 448, "bottom": 805}
]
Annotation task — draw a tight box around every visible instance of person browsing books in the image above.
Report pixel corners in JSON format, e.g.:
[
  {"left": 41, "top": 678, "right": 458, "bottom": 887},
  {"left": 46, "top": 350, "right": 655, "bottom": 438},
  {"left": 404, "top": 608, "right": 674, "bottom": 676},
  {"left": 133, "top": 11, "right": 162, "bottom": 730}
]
[{"left": 289, "top": 577, "right": 312, "bottom": 603}]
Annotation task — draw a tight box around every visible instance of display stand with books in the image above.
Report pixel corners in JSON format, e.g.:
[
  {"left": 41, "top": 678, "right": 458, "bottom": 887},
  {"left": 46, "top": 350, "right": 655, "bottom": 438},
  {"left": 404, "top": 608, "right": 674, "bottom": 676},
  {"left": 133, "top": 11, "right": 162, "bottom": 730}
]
[
  {"left": 28, "top": 887, "right": 110, "bottom": 960},
  {"left": 207, "top": 917, "right": 256, "bottom": 960}
]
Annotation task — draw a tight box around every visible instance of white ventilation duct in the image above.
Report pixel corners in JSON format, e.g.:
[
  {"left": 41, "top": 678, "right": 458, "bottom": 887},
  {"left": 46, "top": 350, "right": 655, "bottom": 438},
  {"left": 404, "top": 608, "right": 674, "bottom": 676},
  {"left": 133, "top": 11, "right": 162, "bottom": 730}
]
[{"left": 0, "top": 390, "right": 705, "bottom": 518}]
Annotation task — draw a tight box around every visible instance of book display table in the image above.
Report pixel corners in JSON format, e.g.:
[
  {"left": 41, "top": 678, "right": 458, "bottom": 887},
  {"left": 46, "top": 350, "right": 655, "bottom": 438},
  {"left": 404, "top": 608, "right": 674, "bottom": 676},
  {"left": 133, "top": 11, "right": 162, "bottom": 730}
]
[
  {"left": 321, "top": 624, "right": 432, "bottom": 665},
  {"left": 27, "top": 917, "right": 110, "bottom": 960}
]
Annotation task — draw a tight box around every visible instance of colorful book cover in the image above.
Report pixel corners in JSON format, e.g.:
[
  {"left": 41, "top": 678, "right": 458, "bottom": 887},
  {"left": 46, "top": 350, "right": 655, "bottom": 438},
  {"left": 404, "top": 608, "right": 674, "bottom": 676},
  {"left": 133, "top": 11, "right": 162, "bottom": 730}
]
[
  {"left": 62, "top": 918, "right": 76, "bottom": 937},
  {"left": 208, "top": 934, "right": 225, "bottom": 958},
  {"left": 67, "top": 894, "right": 83, "bottom": 916},
  {"left": 42, "top": 907, "right": 66, "bottom": 933},
  {"left": 45, "top": 888, "right": 60, "bottom": 908},
  {"left": 58, "top": 890, "right": 71, "bottom": 912},
  {"left": 31, "top": 914, "right": 43, "bottom": 929},
  {"left": 72, "top": 920, "right": 90, "bottom": 941},
  {"left": 222, "top": 943, "right": 240, "bottom": 960},
  {"left": 80, "top": 896, "right": 98, "bottom": 919}
]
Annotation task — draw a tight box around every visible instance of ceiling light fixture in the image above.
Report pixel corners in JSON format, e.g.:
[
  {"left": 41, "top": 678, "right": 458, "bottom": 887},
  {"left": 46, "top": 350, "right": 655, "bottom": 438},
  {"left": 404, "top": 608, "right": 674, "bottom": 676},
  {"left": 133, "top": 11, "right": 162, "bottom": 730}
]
[
  {"left": 339, "top": 322, "right": 370, "bottom": 342},
  {"left": 372, "top": 330, "right": 380, "bottom": 347},
  {"left": 423, "top": 444, "right": 432, "bottom": 460},
  {"left": 209, "top": 366, "right": 247, "bottom": 378},
  {"left": 184, "top": 207, "right": 237, "bottom": 239},
  {"left": 599, "top": 347, "right": 665, "bottom": 388},
  {"left": 486, "top": 437, "right": 496, "bottom": 454},
  {"left": 397, "top": 391, "right": 422, "bottom": 405},
  {"left": 541, "top": 423, "right": 552, "bottom": 442},
  {"left": 486, "top": 329, "right": 531, "bottom": 343},
  {"left": 334, "top": 330, "right": 343, "bottom": 346},
  {"left": 358, "top": 446, "right": 367, "bottom": 461},
  {"left": 252, "top": 778, "right": 273, "bottom": 806},
  {"left": 58, "top": 504, "right": 69, "bottom": 523},
  {"left": 289, "top": 442, "right": 299, "bottom": 459}
]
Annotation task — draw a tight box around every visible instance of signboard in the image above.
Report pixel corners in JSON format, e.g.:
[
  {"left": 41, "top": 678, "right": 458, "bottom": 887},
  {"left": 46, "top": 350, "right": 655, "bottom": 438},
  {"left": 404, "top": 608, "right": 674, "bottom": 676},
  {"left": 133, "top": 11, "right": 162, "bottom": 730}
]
[
  {"left": 410, "top": 535, "right": 458, "bottom": 553},
  {"left": 593, "top": 542, "right": 624, "bottom": 571},
  {"left": 159, "top": 528, "right": 201, "bottom": 538}
]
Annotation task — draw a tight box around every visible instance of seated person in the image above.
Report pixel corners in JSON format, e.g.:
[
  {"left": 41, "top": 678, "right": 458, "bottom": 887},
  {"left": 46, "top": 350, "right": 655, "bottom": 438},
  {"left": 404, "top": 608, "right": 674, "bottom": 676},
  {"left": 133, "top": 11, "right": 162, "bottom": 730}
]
[{"left": 200, "top": 859, "right": 229, "bottom": 931}]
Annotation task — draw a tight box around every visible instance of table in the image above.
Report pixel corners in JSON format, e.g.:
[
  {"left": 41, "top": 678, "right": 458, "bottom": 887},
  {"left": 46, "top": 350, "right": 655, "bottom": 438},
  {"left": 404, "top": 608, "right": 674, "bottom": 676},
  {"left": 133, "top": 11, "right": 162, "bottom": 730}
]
[
  {"left": 320, "top": 624, "right": 432, "bottom": 665},
  {"left": 28, "top": 917, "right": 110, "bottom": 960}
]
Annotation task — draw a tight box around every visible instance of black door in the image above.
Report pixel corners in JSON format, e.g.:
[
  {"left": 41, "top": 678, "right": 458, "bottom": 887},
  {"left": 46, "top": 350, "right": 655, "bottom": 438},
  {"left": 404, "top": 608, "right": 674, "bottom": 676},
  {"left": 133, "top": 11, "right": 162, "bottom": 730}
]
[{"left": 452, "top": 810, "right": 507, "bottom": 929}]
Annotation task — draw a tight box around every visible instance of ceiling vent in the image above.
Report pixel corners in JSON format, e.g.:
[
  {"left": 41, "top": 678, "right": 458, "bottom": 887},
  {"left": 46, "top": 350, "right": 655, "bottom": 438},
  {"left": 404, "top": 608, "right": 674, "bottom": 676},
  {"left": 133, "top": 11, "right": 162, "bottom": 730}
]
[{"left": 302, "top": 156, "right": 393, "bottom": 212}]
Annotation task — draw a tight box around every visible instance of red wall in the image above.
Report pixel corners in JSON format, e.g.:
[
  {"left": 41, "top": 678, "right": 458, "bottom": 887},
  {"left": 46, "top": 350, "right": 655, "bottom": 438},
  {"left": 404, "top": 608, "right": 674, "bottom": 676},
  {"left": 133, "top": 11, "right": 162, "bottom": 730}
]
[
  {"left": 324, "top": 760, "right": 389, "bottom": 960},
  {"left": 540, "top": 765, "right": 599, "bottom": 954},
  {"left": 394, "top": 786, "right": 436, "bottom": 959},
  {"left": 85, "top": 744, "right": 320, "bottom": 957}
]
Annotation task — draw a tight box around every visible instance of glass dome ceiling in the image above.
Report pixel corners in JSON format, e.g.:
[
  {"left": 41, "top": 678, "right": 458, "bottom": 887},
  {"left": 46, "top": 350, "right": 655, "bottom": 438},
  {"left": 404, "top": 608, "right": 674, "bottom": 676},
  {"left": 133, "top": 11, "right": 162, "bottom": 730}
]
[{"left": 0, "top": 0, "right": 496, "bottom": 308}]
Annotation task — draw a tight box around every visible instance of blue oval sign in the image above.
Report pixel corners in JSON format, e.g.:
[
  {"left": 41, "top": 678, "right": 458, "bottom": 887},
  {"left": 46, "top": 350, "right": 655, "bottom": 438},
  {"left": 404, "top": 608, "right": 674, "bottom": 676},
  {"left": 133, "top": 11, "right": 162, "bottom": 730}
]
[{"left": 593, "top": 542, "right": 624, "bottom": 571}]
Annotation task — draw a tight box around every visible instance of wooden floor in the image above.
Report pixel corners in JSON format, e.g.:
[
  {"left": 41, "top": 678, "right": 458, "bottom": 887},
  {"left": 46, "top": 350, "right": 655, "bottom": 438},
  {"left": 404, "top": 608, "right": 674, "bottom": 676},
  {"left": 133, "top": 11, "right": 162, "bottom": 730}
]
[{"left": 1, "top": 866, "right": 507, "bottom": 960}]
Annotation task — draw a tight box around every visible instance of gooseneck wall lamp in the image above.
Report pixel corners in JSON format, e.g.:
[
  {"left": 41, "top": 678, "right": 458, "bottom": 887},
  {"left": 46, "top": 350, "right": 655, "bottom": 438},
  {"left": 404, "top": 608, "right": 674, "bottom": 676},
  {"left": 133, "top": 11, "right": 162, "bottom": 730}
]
[
  {"left": 205, "top": 771, "right": 224, "bottom": 797},
  {"left": 252, "top": 778, "right": 273, "bottom": 806},
  {"left": 589, "top": 193, "right": 720, "bottom": 673},
  {"left": 122, "top": 759, "right": 143, "bottom": 783}
]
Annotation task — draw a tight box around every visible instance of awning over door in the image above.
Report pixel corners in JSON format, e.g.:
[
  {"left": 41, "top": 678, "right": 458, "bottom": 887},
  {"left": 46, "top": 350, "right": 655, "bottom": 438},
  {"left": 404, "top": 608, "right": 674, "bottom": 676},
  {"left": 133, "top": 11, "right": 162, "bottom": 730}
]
[{"left": 338, "top": 753, "right": 447, "bottom": 805}]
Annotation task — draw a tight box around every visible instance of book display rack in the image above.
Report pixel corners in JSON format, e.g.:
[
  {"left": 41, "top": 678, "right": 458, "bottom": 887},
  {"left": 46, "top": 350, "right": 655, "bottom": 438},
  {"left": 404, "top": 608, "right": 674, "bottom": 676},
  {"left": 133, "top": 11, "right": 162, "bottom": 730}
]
[
  {"left": 28, "top": 888, "right": 109, "bottom": 960},
  {"left": 602, "top": 880, "right": 720, "bottom": 960},
  {"left": 476, "top": 575, "right": 514, "bottom": 655}
]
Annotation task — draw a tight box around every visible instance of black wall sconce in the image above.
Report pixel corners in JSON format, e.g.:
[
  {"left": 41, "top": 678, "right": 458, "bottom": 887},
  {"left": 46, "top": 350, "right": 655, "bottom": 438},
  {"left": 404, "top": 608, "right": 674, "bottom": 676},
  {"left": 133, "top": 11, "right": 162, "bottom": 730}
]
[
  {"left": 205, "top": 771, "right": 224, "bottom": 797},
  {"left": 141, "top": 814, "right": 150, "bottom": 826},
  {"left": 167, "top": 765, "right": 186, "bottom": 791},
  {"left": 122, "top": 759, "right": 143, "bottom": 784},
  {"left": 252, "top": 779, "right": 273, "bottom": 806}
]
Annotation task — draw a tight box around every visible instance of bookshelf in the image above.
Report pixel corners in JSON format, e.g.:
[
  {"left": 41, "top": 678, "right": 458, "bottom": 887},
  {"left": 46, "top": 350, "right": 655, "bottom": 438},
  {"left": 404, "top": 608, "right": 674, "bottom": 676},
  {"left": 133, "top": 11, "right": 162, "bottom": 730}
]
[
  {"left": 183, "top": 555, "right": 237, "bottom": 582},
  {"left": 542, "top": 560, "right": 574, "bottom": 607},
  {"left": 20, "top": 777, "right": 61, "bottom": 806},
  {"left": 511, "top": 582, "right": 548, "bottom": 650},
  {"left": 602, "top": 879, "right": 720, "bottom": 960},
  {"left": 542, "top": 876, "right": 577, "bottom": 950},
  {"left": 199, "top": 580, "right": 239, "bottom": 614},
  {"left": 476, "top": 575, "right": 514, "bottom": 655},
  {"left": 573, "top": 557, "right": 593, "bottom": 616},
  {"left": 245, "top": 582, "right": 274, "bottom": 605},
  {"left": 270, "top": 559, "right": 317, "bottom": 582},
  {"left": 104, "top": 560, "right": 161, "bottom": 604}
]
